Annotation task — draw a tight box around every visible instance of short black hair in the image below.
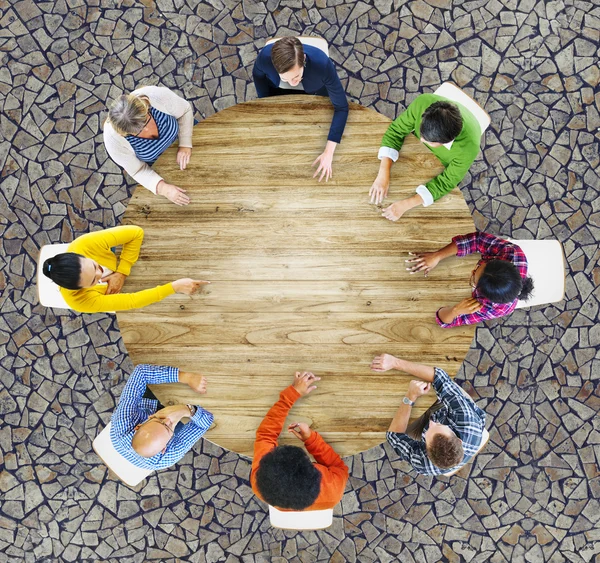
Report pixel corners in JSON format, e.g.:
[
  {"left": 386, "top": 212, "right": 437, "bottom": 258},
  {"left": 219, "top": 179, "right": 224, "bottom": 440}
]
[
  {"left": 255, "top": 445, "right": 321, "bottom": 510},
  {"left": 477, "top": 260, "right": 534, "bottom": 304},
  {"left": 42, "top": 252, "right": 84, "bottom": 290},
  {"left": 420, "top": 101, "right": 463, "bottom": 144}
]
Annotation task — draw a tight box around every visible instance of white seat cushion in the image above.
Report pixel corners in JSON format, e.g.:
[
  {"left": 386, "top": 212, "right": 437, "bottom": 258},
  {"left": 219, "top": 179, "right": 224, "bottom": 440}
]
[
  {"left": 93, "top": 422, "right": 153, "bottom": 487},
  {"left": 509, "top": 239, "right": 566, "bottom": 309},
  {"left": 434, "top": 82, "right": 491, "bottom": 134},
  {"left": 37, "top": 244, "right": 71, "bottom": 309},
  {"left": 269, "top": 505, "right": 333, "bottom": 530}
]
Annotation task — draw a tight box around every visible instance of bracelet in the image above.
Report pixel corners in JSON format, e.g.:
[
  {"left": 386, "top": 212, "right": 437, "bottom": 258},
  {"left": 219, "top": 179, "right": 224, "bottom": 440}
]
[{"left": 186, "top": 404, "right": 196, "bottom": 417}]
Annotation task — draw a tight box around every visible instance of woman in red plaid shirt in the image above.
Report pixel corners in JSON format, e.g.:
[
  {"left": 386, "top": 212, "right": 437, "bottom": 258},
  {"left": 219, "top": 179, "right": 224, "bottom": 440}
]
[{"left": 406, "top": 232, "right": 534, "bottom": 327}]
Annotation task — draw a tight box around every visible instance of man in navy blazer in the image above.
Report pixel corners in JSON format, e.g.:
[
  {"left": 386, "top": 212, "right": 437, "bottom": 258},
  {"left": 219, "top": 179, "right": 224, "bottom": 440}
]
[{"left": 253, "top": 37, "right": 349, "bottom": 183}]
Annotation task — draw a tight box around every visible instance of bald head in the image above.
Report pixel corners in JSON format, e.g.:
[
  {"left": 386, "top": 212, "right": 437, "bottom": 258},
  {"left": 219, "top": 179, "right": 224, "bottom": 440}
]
[{"left": 132, "top": 419, "right": 172, "bottom": 458}]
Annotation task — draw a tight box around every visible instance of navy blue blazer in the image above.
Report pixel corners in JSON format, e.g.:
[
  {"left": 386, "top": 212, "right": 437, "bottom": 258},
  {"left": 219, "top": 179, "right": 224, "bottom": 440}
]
[{"left": 252, "top": 43, "right": 349, "bottom": 144}]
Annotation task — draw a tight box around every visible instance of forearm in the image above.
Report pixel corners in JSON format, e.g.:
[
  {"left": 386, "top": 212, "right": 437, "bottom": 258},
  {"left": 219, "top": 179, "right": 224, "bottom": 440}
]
[
  {"left": 388, "top": 403, "right": 412, "bottom": 433},
  {"left": 437, "top": 305, "right": 458, "bottom": 325},
  {"left": 392, "top": 358, "right": 435, "bottom": 382},
  {"left": 378, "top": 157, "right": 394, "bottom": 178},
  {"left": 434, "top": 241, "right": 459, "bottom": 262},
  {"left": 324, "top": 140, "right": 337, "bottom": 155}
]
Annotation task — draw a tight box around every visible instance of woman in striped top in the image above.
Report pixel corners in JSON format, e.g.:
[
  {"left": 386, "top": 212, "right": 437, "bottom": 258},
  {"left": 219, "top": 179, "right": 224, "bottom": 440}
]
[{"left": 103, "top": 86, "right": 195, "bottom": 206}]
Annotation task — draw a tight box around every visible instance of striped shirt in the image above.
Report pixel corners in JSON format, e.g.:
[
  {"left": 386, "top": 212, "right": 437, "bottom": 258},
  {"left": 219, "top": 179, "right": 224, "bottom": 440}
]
[
  {"left": 386, "top": 368, "right": 486, "bottom": 476},
  {"left": 110, "top": 364, "right": 213, "bottom": 470},
  {"left": 126, "top": 107, "right": 179, "bottom": 165},
  {"left": 436, "top": 232, "right": 529, "bottom": 328}
]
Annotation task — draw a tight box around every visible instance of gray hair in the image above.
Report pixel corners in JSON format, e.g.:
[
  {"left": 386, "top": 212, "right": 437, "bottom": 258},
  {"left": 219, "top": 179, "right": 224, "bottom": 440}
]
[{"left": 108, "top": 94, "right": 150, "bottom": 136}]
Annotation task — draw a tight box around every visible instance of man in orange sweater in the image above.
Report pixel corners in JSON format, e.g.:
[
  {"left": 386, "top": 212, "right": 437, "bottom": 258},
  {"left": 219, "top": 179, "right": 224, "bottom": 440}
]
[{"left": 251, "top": 372, "right": 349, "bottom": 511}]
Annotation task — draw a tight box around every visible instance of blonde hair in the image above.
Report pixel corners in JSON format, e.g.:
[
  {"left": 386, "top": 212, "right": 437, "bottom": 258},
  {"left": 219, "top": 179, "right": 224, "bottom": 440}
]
[{"left": 108, "top": 94, "right": 151, "bottom": 136}]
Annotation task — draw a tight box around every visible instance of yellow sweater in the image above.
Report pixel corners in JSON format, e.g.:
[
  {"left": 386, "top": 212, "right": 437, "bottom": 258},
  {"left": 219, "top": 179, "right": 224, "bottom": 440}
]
[{"left": 61, "top": 226, "right": 174, "bottom": 313}]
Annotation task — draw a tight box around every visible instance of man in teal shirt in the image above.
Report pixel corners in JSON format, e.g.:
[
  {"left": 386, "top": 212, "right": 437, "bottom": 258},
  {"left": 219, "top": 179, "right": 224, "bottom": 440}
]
[{"left": 369, "top": 94, "right": 481, "bottom": 221}]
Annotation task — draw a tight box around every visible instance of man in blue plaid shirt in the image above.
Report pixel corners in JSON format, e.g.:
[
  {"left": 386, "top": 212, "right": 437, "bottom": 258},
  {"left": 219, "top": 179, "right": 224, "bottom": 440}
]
[
  {"left": 110, "top": 364, "right": 214, "bottom": 470},
  {"left": 371, "top": 354, "right": 486, "bottom": 475}
]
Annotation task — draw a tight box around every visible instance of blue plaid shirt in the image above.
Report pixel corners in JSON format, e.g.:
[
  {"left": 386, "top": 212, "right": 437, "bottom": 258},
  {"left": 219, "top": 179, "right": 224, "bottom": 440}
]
[
  {"left": 386, "top": 368, "right": 486, "bottom": 476},
  {"left": 110, "top": 364, "right": 214, "bottom": 470}
]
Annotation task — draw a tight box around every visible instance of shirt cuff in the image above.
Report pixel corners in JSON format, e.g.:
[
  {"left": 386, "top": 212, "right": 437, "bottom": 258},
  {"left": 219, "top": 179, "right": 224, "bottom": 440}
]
[
  {"left": 378, "top": 146, "right": 399, "bottom": 162},
  {"left": 416, "top": 185, "right": 434, "bottom": 207}
]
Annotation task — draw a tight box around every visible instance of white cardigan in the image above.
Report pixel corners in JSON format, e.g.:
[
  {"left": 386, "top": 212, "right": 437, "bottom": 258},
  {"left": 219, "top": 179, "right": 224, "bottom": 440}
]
[{"left": 103, "top": 86, "right": 194, "bottom": 194}]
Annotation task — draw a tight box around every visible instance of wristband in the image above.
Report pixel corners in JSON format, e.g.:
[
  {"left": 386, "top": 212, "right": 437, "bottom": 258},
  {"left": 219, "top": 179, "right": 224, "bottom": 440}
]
[
  {"left": 402, "top": 396, "right": 414, "bottom": 407},
  {"left": 186, "top": 404, "right": 196, "bottom": 417}
]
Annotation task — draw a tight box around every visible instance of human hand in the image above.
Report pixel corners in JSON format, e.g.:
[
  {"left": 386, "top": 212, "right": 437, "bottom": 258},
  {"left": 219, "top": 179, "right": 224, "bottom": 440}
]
[
  {"left": 102, "top": 272, "right": 127, "bottom": 294},
  {"left": 177, "top": 147, "right": 192, "bottom": 171},
  {"left": 405, "top": 252, "right": 441, "bottom": 276},
  {"left": 172, "top": 278, "right": 211, "bottom": 295},
  {"left": 149, "top": 404, "right": 189, "bottom": 426},
  {"left": 369, "top": 174, "right": 389, "bottom": 204},
  {"left": 381, "top": 200, "right": 409, "bottom": 221},
  {"left": 406, "top": 380, "right": 431, "bottom": 402},
  {"left": 292, "top": 371, "right": 321, "bottom": 397},
  {"left": 157, "top": 181, "right": 191, "bottom": 206},
  {"left": 370, "top": 353, "right": 400, "bottom": 372},
  {"left": 312, "top": 151, "right": 333, "bottom": 183},
  {"left": 288, "top": 422, "right": 312, "bottom": 442},
  {"left": 179, "top": 371, "right": 207, "bottom": 394},
  {"left": 452, "top": 297, "right": 483, "bottom": 317}
]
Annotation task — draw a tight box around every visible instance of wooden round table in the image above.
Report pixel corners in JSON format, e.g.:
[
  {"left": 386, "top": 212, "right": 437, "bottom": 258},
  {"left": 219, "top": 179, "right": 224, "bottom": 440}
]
[{"left": 118, "top": 96, "right": 477, "bottom": 458}]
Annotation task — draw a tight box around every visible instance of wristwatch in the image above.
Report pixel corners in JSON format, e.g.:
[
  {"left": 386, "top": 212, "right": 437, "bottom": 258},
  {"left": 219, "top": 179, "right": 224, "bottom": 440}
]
[
  {"left": 402, "top": 396, "right": 414, "bottom": 406},
  {"left": 186, "top": 404, "right": 197, "bottom": 417}
]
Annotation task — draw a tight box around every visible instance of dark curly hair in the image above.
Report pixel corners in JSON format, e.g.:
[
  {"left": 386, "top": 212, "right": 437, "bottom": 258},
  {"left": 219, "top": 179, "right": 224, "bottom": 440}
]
[
  {"left": 477, "top": 260, "right": 534, "bottom": 304},
  {"left": 42, "top": 252, "right": 84, "bottom": 290},
  {"left": 420, "top": 101, "right": 463, "bottom": 144},
  {"left": 427, "top": 433, "right": 464, "bottom": 469},
  {"left": 255, "top": 445, "right": 322, "bottom": 510}
]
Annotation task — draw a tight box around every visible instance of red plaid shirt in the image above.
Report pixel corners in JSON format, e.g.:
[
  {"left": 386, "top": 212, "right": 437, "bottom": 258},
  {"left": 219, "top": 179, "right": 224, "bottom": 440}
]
[{"left": 436, "top": 232, "right": 528, "bottom": 328}]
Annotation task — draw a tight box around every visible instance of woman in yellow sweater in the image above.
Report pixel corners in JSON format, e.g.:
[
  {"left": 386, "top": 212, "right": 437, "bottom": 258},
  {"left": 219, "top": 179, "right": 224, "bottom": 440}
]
[{"left": 41, "top": 225, "right": 208, "bottom": 313}]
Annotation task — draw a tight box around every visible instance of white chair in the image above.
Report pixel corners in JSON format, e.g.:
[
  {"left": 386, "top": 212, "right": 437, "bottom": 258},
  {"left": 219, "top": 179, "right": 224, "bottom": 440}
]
[
  {"left": 265, "top": 36, "right": 329, "bottom": 91},
  {"left": 268, "top": 505, "right": 333, "bottom": 530},
  {"left": 508, "top": 239, "right": 566, "bottom": 309},
  {"left": 444, "top": 428, "right": 490, "bottom": 477},
  {"left": 37, "top": 243, "right": 71, "bottom": 308},
  {"left": 434, "top": 82, "right": 491, "bottom": 134},
  {"left": 93, "top": 422, "right": 153, "bottom": 487}
]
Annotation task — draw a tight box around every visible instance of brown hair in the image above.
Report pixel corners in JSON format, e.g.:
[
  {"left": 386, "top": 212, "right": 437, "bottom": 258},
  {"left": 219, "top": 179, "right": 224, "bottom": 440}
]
[
  {"left": 427, "top": 433, "right": 464, "bottom": 469},
  {"left": 270, "top": 37, "right": 304, "bottom": 74}
]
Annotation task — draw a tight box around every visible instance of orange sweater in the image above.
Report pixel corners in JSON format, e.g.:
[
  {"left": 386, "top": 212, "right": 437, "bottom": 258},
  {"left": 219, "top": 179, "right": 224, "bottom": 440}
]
[{"left": 251, "top": 386, "right": 349, "bottom": 511}]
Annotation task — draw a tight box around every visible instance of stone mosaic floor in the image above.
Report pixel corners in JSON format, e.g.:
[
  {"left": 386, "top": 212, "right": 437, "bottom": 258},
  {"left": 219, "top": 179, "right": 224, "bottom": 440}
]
[{"left": 1, "top": 0, "right": 599, "bottom": 561}]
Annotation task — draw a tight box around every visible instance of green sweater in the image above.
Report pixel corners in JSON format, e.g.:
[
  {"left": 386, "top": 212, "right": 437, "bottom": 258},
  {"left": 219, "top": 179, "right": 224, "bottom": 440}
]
[{"left": 380, "top": 93, "right": 481, "bottom": 202}]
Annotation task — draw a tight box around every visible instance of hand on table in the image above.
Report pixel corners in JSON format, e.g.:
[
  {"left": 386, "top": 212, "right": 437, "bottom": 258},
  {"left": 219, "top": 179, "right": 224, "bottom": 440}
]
[
  {"left": 370, "top": 353, "right": 400, "bottom": 372},
  {"left": 157, "top": 180, "right": 191, "bottom": 206},
  {"left": 102, "top": 272, "right": 127, "bottom": 294},
  {"left": 177, "top": 147, "right": 192, "bottom": 170},
  {"left": 406, "top": 380, "right": 431, "bottom": 402},
  {"left": 292, "top": 371, "right": 320, "bottom": 396},
  {"left": 405, "top": 252, "right": 441, "bottom": 276},
  {"left": 172, "top": 279, "right": 211, "bottom": 295},
  {"left": 180, "top": 371, "right": 208, "bottom": 394},
  {"left": 312, "top": 142, "right": 336, "bottom": 183},
  {"left": 382, "top": 200, "right": 410, "bottom": 221},
  {"left": 369, "top": 174, "right": 389, "bottom": 205},
  {"left": 288, "top": 422, "right": 312, "bottom": 442}
]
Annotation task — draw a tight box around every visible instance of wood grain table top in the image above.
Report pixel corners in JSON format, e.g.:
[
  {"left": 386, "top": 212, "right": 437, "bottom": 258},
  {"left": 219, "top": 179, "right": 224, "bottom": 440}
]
[{"left": 118, "top": 96, "right": 477, "bottom": 458}]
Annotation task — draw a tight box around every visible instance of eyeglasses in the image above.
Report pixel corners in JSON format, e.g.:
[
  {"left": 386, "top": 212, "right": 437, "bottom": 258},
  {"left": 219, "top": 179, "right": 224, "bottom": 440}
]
[
  {"left": 135, "top": 113, "right": 152, "bottom": 135},
  {"left": 470, "top": 259, "right": 488, "bottom": 288}
]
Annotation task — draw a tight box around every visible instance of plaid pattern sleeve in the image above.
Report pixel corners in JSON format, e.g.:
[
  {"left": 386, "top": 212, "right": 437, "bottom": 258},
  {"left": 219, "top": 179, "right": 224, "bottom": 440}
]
[
  {"left": 110, "top": 364, "right": 213, "bottom": 470},
  {"left": 436, "top": 232, "right": 528, "bottom": 328},
  {"left": 432, "top": 368, "right": 486, "bottom": 460},
  {"left": 386, "top": 432, "right": 433, "bottom": 474}
]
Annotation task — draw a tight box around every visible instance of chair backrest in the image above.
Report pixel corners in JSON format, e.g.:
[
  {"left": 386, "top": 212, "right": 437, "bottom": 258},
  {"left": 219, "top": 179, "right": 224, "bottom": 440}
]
[
  {"left": 508, "top": 239, "right": 566, "bottom": 309},
  {"left": 37, "top": 243, "right": 71, "bottom": 309},
  {"left": 444, "top": 428, "right": 490, "bottom": 477},
  {"left": 265, "top": 36, "right": 329, "bottom": 57},
  {"left": 268, "top": 505, "right": 334, "bottom": 530},
  {"left": 92, "top": 422, "right": 153, "bottom": 487},
  {"left": 433, "top": 82, "right": 491, "bottom": 134}
]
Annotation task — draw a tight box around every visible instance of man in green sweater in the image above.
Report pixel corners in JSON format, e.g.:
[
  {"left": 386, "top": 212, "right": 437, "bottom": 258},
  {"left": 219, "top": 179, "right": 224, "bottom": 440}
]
[{"left": 369, "top": 94, "right": 481, "bottom": 221}]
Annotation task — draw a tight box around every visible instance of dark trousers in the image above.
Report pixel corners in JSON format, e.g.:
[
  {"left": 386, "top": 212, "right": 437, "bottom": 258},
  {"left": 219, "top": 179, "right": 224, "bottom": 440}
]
[
  {"left": 142, "top": 387, "right": 165, "bottom": 412},
  {"left": 406, "top": 400, "right": 444, "bottom": 439}
]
